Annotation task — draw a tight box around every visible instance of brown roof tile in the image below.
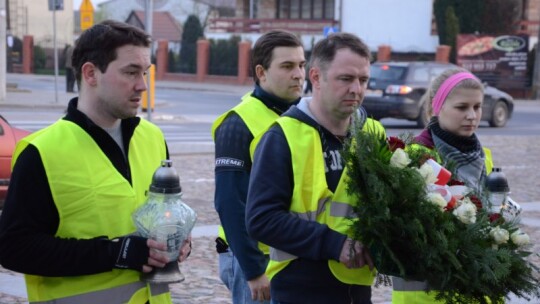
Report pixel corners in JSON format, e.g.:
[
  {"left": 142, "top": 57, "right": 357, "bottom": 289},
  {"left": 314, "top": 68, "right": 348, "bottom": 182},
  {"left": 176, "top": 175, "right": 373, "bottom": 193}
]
[{"left": 127, "top": 10, "right": 182, "bottom": 42}]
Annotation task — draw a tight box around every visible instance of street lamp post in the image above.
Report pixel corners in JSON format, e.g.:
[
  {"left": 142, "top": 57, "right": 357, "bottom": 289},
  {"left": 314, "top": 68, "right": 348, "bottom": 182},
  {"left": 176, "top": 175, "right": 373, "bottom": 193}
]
[
  {"left": 48, "top": 0, "right": 63, "bottom": 104},
  {"left": 146, "top": 0, "right": 153, "bottom": 121},
  {"left": 53, "top": 6, "right": 58, "bottom": 103}
]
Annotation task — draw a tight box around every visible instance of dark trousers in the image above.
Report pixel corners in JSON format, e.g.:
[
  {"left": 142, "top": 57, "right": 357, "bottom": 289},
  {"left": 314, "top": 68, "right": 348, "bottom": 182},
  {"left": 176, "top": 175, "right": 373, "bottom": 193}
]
[{"left": 66, "top": 67, "right": 75, "bottom": 92}]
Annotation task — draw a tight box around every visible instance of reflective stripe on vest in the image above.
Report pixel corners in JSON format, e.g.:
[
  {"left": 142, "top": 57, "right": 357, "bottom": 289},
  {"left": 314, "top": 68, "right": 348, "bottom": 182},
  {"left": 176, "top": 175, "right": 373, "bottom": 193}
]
[
  {"left": 391, "top": 289, "right": 442, "bottom": 304},
  {"left": 30, "top": 282, "right": 169, "bottom": 304},
  {"left": 212, "top": 93, "right": 278, "bottom": 255},
  {"left": 269, "top": 197, "right": 330, "bottom": 262},
  {"left": 268, "top": 198, "right": 357, "bottom": 262},
  {"left": 329, "top": 201, "right": 356, "bottom": 218},
  {"left": 263, "top": 116, "right": 384, "bottom": 285},
  {"left": 391, "top": 277, "right": 428, "bottom": 291},
  {"left": 391, "top": 277, "right": 495, "bottom": 304},
  {"left": 18, "top": 119, "right": 169, "bottom": 303}
]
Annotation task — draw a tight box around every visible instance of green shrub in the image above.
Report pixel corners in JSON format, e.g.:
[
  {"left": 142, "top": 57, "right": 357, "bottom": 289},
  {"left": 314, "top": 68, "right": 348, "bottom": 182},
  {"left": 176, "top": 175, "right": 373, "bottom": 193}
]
[
  {"left": 179, "top": 15, "right": 204, "bottom": 73},
  {"left": 33, "top": 45, "right": 47, "bottom": 70},
  {"left": 209, "top": 36, "right": 240, "bottom": 76}
]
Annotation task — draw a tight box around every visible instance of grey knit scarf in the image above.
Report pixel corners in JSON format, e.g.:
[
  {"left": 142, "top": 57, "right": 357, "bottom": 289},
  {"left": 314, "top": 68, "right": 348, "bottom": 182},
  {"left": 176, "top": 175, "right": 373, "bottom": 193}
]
[{"left": 429, "top": 118, "right": 487, "bottom": 192}]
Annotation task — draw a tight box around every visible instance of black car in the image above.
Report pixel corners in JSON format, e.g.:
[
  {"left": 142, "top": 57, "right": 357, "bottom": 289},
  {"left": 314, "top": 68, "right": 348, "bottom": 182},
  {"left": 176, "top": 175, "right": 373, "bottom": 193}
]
[{"left": 363, "top": 61, "right": 514, "bottom": 127}]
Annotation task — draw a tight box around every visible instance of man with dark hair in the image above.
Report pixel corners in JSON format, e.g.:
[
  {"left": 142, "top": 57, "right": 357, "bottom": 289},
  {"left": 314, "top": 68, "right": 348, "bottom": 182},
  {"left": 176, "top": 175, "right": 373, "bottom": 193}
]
[
  {"left": 212, "top": 30, "right": 305, "bottom": 303},
  {"left": 0, "top": 20, "right": 190, "bottom": 304},
  {"left": 246, "top": 33, "right": 386, "bottom": 304}
]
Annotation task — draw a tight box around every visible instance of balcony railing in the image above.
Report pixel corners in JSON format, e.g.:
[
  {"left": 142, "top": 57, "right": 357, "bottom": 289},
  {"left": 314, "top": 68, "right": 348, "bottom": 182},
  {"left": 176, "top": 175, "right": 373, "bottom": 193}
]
[{"left": 208, "top": 18, "right": 339, "bottom": 34}]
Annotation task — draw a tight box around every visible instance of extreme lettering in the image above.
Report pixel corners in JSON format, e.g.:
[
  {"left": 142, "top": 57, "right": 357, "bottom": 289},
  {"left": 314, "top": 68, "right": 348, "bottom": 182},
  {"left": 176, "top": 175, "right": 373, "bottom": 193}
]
[{"left": 215, "top": 157, "right": 245, "bottom": 168}]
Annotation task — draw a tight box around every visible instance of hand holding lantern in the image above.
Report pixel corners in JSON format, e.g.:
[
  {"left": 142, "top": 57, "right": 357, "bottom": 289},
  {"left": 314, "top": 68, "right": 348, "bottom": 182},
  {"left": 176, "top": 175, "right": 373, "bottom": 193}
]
[{"left": 133, "top": 160, "right": 197, "bottom": 283}]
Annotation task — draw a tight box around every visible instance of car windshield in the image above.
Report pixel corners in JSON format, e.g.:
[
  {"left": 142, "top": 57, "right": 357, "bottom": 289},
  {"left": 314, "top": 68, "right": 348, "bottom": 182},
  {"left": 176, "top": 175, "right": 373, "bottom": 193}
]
[{"left": 370, "top": 65, "right": 407, "bottom": 80}]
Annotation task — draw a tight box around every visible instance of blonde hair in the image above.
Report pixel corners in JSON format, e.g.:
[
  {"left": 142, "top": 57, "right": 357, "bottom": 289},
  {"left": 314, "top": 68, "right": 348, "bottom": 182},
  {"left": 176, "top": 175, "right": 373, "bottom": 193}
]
[{"left": 426, "top": 68, "right": 484, "bottom": 117}]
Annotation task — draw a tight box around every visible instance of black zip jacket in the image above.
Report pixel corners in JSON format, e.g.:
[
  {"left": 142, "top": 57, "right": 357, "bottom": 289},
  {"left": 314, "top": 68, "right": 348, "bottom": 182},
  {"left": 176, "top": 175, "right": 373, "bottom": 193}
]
[{"left": 245, "top": 102, "right": 372, "bottom": 303}]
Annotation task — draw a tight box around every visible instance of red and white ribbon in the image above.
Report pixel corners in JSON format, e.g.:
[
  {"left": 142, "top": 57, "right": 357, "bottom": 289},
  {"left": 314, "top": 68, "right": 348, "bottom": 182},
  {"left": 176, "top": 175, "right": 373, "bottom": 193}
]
[{"left": 426, "top": 159, "right": 451, "bottom": 186}]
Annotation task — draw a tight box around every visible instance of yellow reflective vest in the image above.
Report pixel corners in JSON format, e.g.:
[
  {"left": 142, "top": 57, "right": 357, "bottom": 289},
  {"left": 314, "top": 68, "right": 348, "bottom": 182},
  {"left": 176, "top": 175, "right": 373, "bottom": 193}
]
[
  {"left": 14, "top": 119, "right": 170, "bottom": 304},
  {"left": 262, "top": 115, "right": 385, "bottom": 285},
  {"left": 211, "top": 93, "right": 275, "bottom": 255},
  {"left": 392, "top": 144, "right": 494, "bottom": 304}
]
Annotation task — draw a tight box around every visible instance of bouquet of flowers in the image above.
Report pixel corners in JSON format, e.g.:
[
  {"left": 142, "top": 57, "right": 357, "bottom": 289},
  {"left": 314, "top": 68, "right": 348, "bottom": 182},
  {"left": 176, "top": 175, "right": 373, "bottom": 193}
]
[{"left": 342, "top": 125, "right": 540, "bottom": 304}]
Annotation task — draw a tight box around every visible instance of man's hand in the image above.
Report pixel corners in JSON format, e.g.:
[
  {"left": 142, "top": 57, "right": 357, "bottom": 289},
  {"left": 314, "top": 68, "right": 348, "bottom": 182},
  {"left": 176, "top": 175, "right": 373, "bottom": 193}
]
[
  {"left": 142, "top": 239, "right": 169, "bottom": 273},
  {"left": 111, "top": 236, "right": 169, "bottom": 273},
  {"left": 247, "top": 274, "right": 271, "bottom": 302},
  {"left": 339, "top": 238, "right": 374, "bottom": 270},
  {"left": 177, "top": 235, "right": 192, "bottom": 263}
]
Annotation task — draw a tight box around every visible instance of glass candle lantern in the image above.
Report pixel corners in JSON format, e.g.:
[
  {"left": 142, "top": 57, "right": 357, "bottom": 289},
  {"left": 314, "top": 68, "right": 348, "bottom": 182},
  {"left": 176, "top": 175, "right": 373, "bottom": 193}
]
[{"left": 133, "top": 160, "right": 197, "bottom": 283}]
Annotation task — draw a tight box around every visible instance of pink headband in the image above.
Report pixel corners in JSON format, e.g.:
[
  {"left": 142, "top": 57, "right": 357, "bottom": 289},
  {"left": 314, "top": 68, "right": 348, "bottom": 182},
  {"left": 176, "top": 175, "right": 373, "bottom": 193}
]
[{"left": 432, "top": 72, "right": 477, "bottom": 116}]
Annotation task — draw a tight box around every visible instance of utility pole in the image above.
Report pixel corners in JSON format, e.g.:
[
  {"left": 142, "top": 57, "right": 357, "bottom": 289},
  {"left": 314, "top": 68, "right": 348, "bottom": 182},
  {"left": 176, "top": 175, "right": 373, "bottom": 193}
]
[
  {"left": 145, "top": 0, "right": 153, "bottom": 121},
  {"left": 53, "top": 5, "right": 58, "bottom": 103},
  {"left": 0, "top": 0, "right": 6, "bottom": 103}
]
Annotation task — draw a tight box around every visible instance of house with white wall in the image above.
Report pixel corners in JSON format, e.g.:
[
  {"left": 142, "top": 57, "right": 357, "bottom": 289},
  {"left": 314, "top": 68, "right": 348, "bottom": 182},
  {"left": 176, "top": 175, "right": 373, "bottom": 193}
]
[
  {"left": 212, "top": 0, "right": 538, "bottom": 53},
  {"left": 98, "top": 0, "right": 212, "bottom": 28},
  {"left": 7, "top": 0, "right": 75, "bottom": 48},
  {"left": 340, "top": 0, "right": 438, "bottom": 53},
  {"left": 208, "top": 0, "right": 436, "bottom": 52}
]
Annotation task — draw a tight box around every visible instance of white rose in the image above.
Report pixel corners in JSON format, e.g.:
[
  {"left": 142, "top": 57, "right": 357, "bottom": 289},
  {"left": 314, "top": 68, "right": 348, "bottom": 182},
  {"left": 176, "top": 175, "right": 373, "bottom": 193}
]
[
  {"left": 510, "top": 229, "right": 530, "bottom": 246},
  {"left": 490, "top": 227, "right": 510, "bottom": 245},
  {"left": 390, "top": 148, "right": 411, "bottom": 169},
  {"left": 427, "top": 192, "right": 447, "bottom": 211},
  {"left": 452, "top": 199, "right": 477, "bottom": 224},
  {"left": 417, "top": 163, "right": 438, "bottom": 185}
]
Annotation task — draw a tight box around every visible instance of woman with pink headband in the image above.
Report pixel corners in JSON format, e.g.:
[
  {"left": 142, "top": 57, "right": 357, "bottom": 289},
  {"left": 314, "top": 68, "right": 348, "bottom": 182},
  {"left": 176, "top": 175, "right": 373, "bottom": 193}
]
[{"left": 392, "top": 68, "right": 497, "bottom": 304}]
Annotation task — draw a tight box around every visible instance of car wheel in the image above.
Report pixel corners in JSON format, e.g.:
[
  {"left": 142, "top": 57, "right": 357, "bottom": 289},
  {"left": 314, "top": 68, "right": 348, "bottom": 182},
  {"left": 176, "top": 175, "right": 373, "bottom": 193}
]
[{"left": 489, "top": 100, "right": 509, "bottom": 127}]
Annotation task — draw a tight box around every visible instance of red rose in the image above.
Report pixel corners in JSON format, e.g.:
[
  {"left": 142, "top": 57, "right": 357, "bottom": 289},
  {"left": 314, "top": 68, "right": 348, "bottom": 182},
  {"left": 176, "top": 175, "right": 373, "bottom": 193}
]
[
  {"left": 489, "top": 213, "right": 504, "bottom": 223},
  {"left": 448, "top": 179, "right": 465, "bottom": 186},
  {"left": 388, "top": 136, "right": 405, "bottom": 152},
  {"left": 470, "top": 195, "right": 483, "bottom": 210},
  {"left": 445, "top": 199, "right": 457, "bottom": 211}
]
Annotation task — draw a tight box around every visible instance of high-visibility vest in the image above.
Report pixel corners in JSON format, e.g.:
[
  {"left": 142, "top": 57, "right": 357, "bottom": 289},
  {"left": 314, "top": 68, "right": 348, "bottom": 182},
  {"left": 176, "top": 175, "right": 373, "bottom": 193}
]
[
  {"left": 392, "top": 276, "right": 495, "bottom": 304},
  {"left": 211, "top": 93, "right": 277, "bottom": 255},
  {"left": 391, "top": 146, "right": 493, "bottom": 304},
  {"left": 263, "top": 115, "right": 385, "bottom": 285},
  {"left": 14, "top": 119, "right": 170, "bottom": 304}
]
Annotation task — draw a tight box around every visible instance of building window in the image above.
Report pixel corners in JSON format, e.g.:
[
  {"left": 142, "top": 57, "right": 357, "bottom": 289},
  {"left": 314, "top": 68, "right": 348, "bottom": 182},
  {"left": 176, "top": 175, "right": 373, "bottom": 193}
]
[
  {"left": 301, "top": 0, "right": 313, "bottom": 19},
  {"left": 313, "top": 0, "right": 323, "bottom": 19},
  {"left": 324, "top": 0, "right": 334, "bottom": 19},
  {"left": 277, "top": 0, "right": 334, "bottom": 19},
  {"left": 291, "top": 0, "right": 300, "bottom": 18}
]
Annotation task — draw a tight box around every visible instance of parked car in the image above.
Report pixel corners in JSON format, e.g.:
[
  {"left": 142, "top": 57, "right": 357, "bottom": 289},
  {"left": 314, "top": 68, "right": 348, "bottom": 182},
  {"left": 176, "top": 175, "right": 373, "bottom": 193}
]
[
  {"left": 363, "top": 61, "right": 514, "bottom": 127},
  {"left": 0, "top": 115, "right": 31, "bottom": 208}
]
